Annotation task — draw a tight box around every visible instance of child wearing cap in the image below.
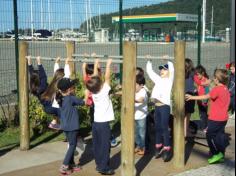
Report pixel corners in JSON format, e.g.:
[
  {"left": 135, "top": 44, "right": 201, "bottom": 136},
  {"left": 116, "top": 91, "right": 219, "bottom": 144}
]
[
  {"left": 146, "top": 56, "right": 174, "bottom": 162},
  {"left": 85, "top": 59, "right": 115, "bottom": 175},
  {"left": 56, "top": 78, "right": 85, "bottom": 175},
  {"left": 186, "top": 69, "right": 230, "bottom": 164}
]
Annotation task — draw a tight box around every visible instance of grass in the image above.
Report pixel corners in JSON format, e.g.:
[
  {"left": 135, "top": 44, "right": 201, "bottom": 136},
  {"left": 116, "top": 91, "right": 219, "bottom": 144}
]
[{"left": 0, "top": 127, "right": 65, "bottom": 151}]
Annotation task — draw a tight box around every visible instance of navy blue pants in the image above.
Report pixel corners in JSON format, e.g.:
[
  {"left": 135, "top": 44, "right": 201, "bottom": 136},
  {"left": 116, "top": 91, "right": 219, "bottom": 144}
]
[
  {"left": 63, "top": 130, "right": 79, "bottom": 166},
  {"left": 92, "top": 122, "right": 111, "bottom": 171},
  {"left": 206, "top": 120, "right": 229, "bottom": 155},
  {"left": 198, "top": 104, "right": 208, "bottom": 130},
  {"left": 154, "top": 105, "right": 171, "bottom": 147}
]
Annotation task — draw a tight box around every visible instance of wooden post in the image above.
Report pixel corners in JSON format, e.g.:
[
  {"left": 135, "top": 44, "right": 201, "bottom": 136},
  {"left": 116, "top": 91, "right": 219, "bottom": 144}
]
[
  {"left": 121, "top": 42, "right": 137, "bottom": 176},
  {"left": 19, "top": 41, "right": 30, "bottom": 150},
  {"left": 66, "top": 41, "right": 76, "bottom": 78},
  {"left": 173, "top": 40, "right": 186, "bottom": 168}
]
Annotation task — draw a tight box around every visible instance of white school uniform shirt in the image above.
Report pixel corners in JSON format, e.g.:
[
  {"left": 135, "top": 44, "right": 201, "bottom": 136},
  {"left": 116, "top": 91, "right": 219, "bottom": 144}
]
[
  {"left": 92, "top": 83, "right": 115, "bottom": 123},
  {"left": 52, "top": 63, "right": 71, "bottom": 108},
  {"left": 146, "top": 61, "right": 174, "bottom": 106},
  {"left": 135, "top": 88, "right": 148, "bottom": 120}
]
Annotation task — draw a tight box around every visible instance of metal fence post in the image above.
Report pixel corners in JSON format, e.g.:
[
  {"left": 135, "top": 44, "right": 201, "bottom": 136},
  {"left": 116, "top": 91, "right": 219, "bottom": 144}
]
[
  {"left": 198, "top": 5, "right": 202, "bottom": 65},
  {"left": 13, "top": 0, "right": 19, "bottom": 100},
  {"left": 119, "top": 0, "right": 123, "bottom": 82}
]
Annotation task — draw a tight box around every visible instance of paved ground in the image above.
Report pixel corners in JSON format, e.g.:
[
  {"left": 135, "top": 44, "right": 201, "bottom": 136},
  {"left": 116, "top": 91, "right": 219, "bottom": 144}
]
[{"left": 0, "top": 117, "right": 235, "bottom": 176}]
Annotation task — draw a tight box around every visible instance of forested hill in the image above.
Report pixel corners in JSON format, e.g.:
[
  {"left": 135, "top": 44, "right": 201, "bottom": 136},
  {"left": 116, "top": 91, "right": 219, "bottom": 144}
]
[{"left": 80, "top": 0, "right": 231, "bottom": 33}]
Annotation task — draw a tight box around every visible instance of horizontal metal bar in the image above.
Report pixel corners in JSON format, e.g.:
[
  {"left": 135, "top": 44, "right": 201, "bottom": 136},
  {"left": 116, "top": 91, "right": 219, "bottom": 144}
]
[
  {"left": 73, "top": 54, "right": 174, "bottom": 60},
  {"left": 28, "top": 56, "right": 124, "bottom": 64}
]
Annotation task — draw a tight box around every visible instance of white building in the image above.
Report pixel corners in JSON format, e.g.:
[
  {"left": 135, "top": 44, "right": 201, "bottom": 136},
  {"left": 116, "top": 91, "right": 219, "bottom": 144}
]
[{"left": 94, "top": 28, "right": 109, "bottom": 43}]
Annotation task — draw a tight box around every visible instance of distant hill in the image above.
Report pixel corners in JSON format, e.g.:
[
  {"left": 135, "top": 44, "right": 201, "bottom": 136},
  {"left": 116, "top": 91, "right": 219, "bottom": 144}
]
[{"left": 80, "top": 0, "right": 231, "bottom": 34}]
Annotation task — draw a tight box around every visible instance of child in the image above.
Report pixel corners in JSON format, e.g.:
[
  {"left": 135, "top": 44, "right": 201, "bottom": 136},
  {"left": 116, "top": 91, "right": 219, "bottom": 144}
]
[
  {"left": 186, "top": 69, "right": 230, "bottom": 164},
  {"left": 86, "top": 59, "right": 115, "bottom": 175},
  {"left": 146, "top": 56, "right": 174, "bottom": 162},
  {"left": 194, "top": 65, "right": 210, "bottom": 132},
  {"left": 228, "top": 62, "right": 235, "bottom": 114},
  {"left": 57, "top": 78, "right": 85, "bottom": 174},
  {"left": 134, "top": 74, "right": 148, "bottom": 156},
  {"left": 185, "top": 58, "right": 196, "bottom": 137},
  {"left": 27, "top": 56, "right": 70, "bottom": 130}
]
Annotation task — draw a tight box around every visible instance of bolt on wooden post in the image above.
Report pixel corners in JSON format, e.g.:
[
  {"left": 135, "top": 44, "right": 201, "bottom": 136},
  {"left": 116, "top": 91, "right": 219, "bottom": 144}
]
[
  {"left": 173, "top": 40, "right": 186, "bottom": 168},
  {"left": 66, "top": 41, "right": 76, "bottom": 78},
  {"left": 19, "top": 41, "right": 30, "bottom": 150},
  {"left": 121, "top": 41, "right": 137, "bottom": 176}
]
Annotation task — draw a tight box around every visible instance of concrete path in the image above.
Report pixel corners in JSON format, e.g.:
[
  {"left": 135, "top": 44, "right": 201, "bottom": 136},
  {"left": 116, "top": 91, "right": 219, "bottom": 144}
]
[{"left": 0, "top": 120, "right": 234, "bottom": 176}]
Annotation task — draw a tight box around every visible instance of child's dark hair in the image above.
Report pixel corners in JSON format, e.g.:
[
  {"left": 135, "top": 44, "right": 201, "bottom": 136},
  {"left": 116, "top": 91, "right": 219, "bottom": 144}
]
[
  {"left": 195, "top": 65, "right": 209, "bottom": 79},
  {"left": 86, "top": 76, "right": 103, "bottom": 94},
  {"left": 230, "top": 62, "right": 235, "bottom": 68},
  {"left": 136, "top": 74, "right": 145, "bottom": 85},
  {"left": 55, "top": 90, "right": 64, "bottom": 107},
  {"left": 86, "top": 64, "right": 94, "bottom": 75},
  {"left": 214, "top": 69, "right": 229, "bottom": 85},
  {"left": 185, "top": 58, "right": 194, "bottom": 78},
  {"left": 86, "top": 64, "right": 102, "bottom": 75},
  {"left": 136, "top": 67, "right": 144, "bottom": 76},
  {"left": 29, "top": 70, "right": 40, "bottom": 95}
]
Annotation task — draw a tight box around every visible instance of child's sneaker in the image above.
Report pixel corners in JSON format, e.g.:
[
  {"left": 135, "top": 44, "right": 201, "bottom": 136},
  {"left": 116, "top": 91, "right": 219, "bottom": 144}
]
[
  {"left": 59, "top": 165, "right": 72, "bottom": 175},
  {"left": 71, "top": 164, "right": 82, "bottom": 172},
  {"left": 162, "top": 149, "right": 173, "bottom": 162},
  {"left": 137, "top": 149, "right": 145, "bottom": 156},
  {"left": 111, "top": 138, "right": 118, "bottom": 148},
  {"left": 208, "top": 152, "right": 224, "bottom": 164},
  {"left": 155, "top": 147, "right": 163, "bottom": 159},
  {"left": 48, "top": 123, "right": 60, "bottom": 130}
]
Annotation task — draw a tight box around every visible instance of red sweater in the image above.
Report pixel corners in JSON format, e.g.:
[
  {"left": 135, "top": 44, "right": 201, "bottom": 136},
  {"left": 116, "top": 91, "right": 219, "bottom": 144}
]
[{"left": 209, "top": 85, "right": 230, "bottom": 121}]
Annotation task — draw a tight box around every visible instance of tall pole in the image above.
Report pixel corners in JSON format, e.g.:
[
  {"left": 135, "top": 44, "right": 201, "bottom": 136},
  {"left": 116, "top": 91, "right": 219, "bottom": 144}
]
[
  {"left": 198, "top": 5, "right": 202, "bottom": 65},
  {"left": 31, "top": 0, "right": 34, "bottom": 38},
  {"left": 41, "top": 0, "right": 43, "bottom": 29},
  {"left": 99, "top": 5, "right": 101, "bottom": 29},
  {"left": 119, "top": 0, "right": 123, "bottom": 82},
  {"left": 88, "top": 0, "right": 92, "bottom": 32},
  {"left": 210, "top": 6, "right": 214, "bottom": 36},
  {"left": 85, "top": 0, "right": 89, "bottom": 37},
  {"left": 13, "top": 0, "right": 19, "bottom": 102},
  {"left": 202, "top": 0, "right": 206, "bottom": 43},
  {"left": 48, "top": 0, "right": 51, "bottom": 31},
  {"left": 70, "top": 0, "right": 73, "bottom": 31},
  {"left": 173, "top": 41, "right": 186, "bottom": 168},
  {"left": 230, "top": 0, "right": 235, "bottom": 62}
]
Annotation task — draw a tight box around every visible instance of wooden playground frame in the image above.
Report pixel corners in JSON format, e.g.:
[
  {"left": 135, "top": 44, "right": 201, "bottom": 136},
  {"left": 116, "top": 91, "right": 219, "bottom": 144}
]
[{"left": 18, "top": 40, "right": 185, "bottom": 175}]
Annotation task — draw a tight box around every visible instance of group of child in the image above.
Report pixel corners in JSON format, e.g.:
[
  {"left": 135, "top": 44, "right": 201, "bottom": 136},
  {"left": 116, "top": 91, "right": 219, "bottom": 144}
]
[{"left": 27, "top": 54, "right": 235, "bottom": 175}]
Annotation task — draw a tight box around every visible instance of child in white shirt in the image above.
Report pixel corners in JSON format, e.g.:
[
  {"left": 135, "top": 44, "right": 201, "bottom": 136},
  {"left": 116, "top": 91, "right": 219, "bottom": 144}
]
[
  {"left": 134, "top": 74, "right": 148, "bottom": 156},
  {"left": 146, "top": 58, "right": 174, "bottom": 162},
  {"left": 85, "top": 59, "right": 115, "bottom": 175}
]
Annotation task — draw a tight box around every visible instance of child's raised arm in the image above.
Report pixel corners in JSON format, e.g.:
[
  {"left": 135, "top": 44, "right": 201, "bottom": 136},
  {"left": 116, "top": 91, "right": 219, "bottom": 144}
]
[
  {"left": 54, "top": 57, "right": 60, "bottom": 73},
  {"left": 146, "top": 56, "right": 161, "bottom": 83},
  {"left": 93, "top": 58, "right": 100, "bottom": 76},
  {"left": 26, "top": 56, "right": 34, "bottom": 74},
  {"left": 64, "top": 57, "right": 71, "bottom": 78},
  {"left": 105, "top": 59, "right": 112, "bottom": 85}
]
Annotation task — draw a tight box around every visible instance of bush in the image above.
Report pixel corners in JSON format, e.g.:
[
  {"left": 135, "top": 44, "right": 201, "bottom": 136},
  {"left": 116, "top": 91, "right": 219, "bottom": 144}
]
[{"left": 28, "top": 73, "right": 122, "bottom": 134}]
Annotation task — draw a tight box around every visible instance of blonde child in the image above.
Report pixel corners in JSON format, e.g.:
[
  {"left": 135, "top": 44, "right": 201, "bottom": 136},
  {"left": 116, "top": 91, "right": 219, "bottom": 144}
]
[{"left": 186, "top": 69, "right": 230, "bottom": 164}]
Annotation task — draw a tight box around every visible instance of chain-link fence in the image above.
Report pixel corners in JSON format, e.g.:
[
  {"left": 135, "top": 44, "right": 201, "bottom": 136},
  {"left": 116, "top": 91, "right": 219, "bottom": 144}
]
[{"left": 0, "top": 0, "right": 232, "bottom": 98}]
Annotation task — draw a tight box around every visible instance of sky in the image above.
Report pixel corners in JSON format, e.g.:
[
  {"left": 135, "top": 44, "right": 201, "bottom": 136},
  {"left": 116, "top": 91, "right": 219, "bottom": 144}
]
[{"left": 0, "top": 0, "right": 170, "bottom": 33}]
